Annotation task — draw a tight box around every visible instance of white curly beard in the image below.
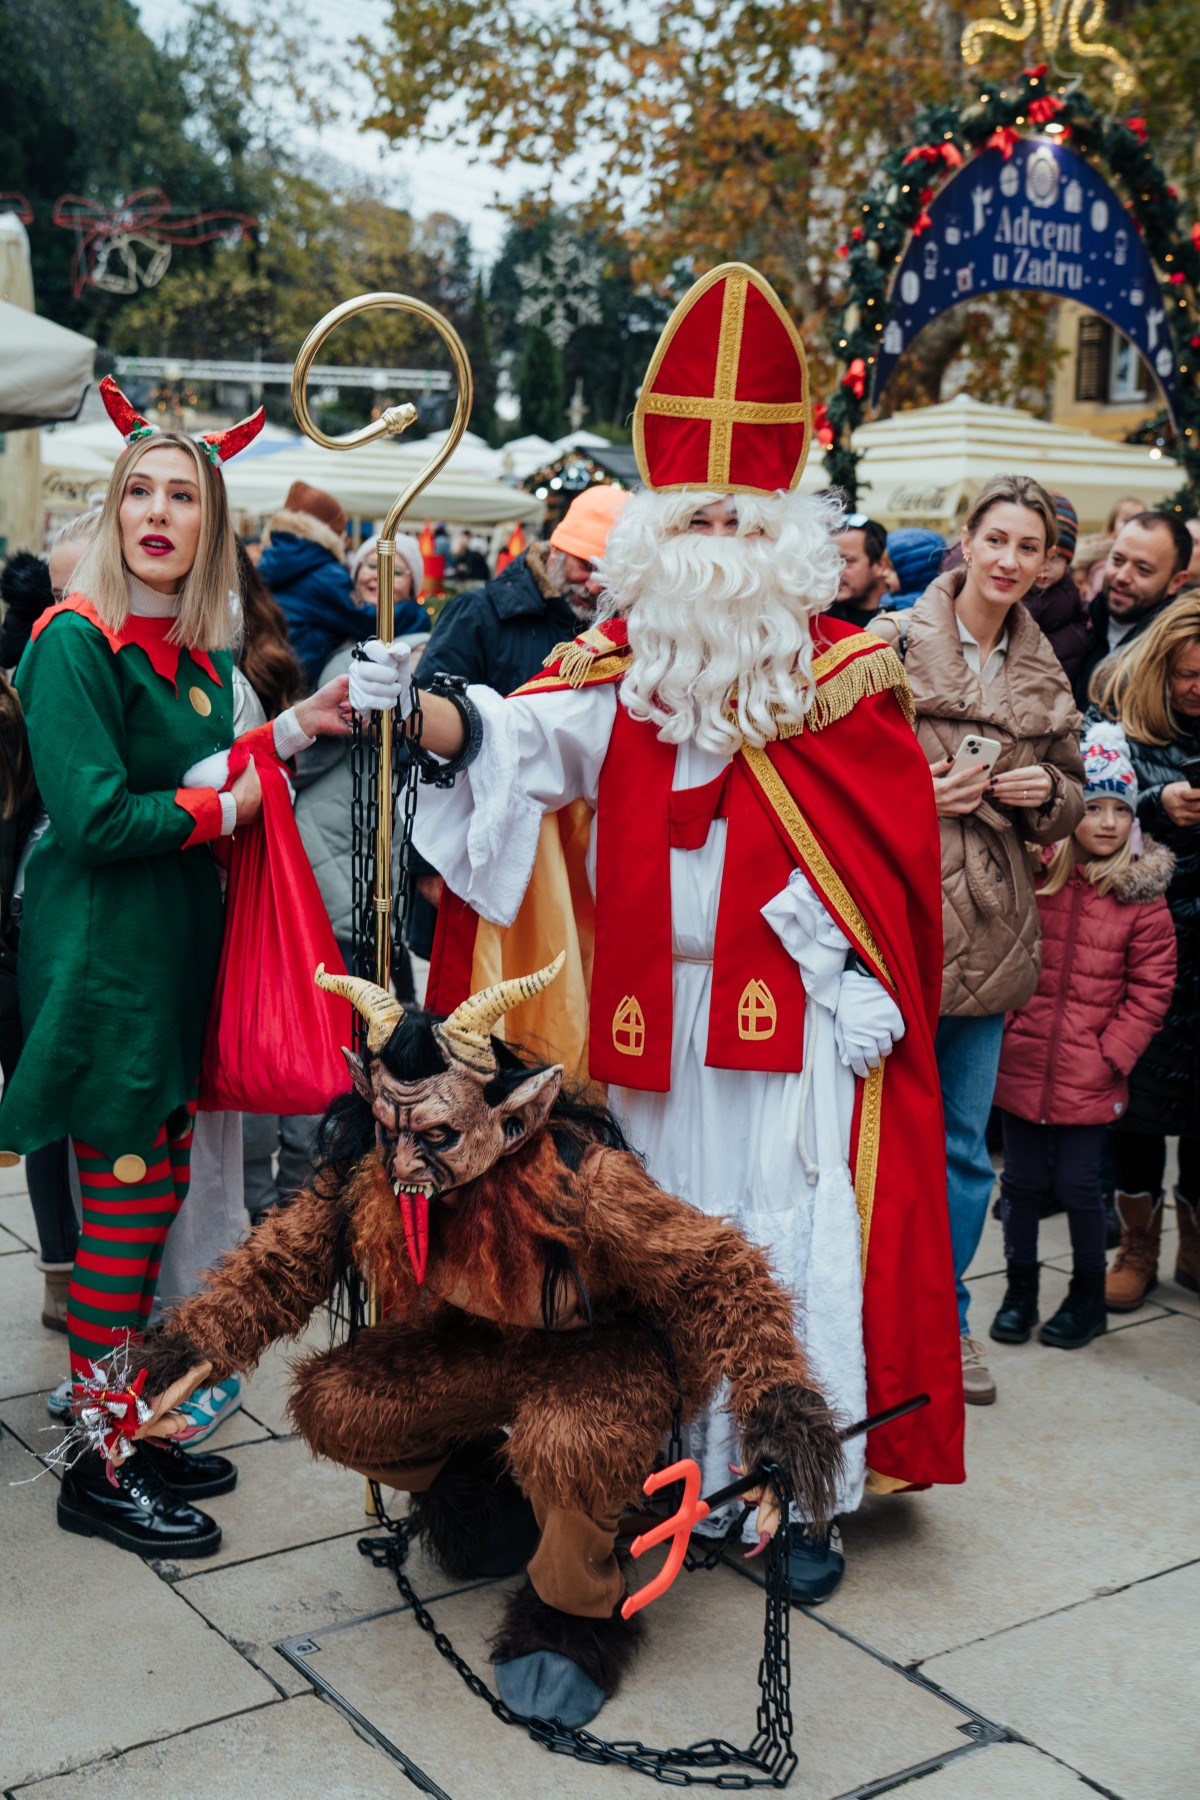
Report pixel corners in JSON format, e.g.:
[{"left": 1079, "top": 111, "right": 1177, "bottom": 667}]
[{"left": 596, "top": 490, "right": 845, "bottom": 756}]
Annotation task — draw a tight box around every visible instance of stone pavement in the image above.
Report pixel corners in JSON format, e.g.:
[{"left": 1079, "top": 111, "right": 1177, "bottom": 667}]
[{"left": 2, "top": 1158, "right": 1197, "bottom": 1800}]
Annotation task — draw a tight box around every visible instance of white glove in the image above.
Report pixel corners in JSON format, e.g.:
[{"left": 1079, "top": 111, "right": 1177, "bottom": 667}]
[
  {"left": 347, "top": 639, "right": 413, "bottom": 717},
  {"left": 833, "top": 968, "right": 905, "bottom": 1079},
  {"left": 180, "top": 749, "right": 230, "bottom": 790}
]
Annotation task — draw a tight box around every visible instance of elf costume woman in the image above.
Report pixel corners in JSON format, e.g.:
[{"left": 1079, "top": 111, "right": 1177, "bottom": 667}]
[{"left": 0, "top": 379, "right": 358, "bottom": 1556}]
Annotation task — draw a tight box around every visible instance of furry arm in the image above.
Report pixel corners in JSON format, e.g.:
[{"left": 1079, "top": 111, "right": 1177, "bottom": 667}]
[
  {"left": 136, "top": 1184, "right": 344, "bottom": 1394},
  {"left": 578, "top": 1149, "right": 844, "bottom": 1528},
  {"left": 577, "top": 1148, "right": 813, "bottom": 1419}
]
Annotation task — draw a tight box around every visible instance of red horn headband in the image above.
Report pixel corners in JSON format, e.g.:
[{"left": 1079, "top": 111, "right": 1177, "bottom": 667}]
[{"left": 98, "top": 374, "right": 265, "bottom": 467}]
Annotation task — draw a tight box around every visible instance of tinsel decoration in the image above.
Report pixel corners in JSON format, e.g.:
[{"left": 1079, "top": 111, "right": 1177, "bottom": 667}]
[
  {"left": 822, "top": 67, "right": 1200, "bottom": 515},
  {"left": 19, "top": 1345, "right": 178, "bottom": 1488}
]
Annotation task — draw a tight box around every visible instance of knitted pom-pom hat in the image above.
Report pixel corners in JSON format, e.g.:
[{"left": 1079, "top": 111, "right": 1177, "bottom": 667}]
[{"left": 1080, "top": 719, "right": 1137, "bottom": 809}]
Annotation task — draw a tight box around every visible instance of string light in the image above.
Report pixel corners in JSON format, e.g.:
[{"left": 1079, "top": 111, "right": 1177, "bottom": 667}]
[{"left": 960, "top": 2, "right": 1135, "bottom": 98}]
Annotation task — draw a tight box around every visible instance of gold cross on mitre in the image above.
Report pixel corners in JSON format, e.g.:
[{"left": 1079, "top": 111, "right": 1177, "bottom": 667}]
[{"left": 961, "top": 1, "right": 1135, "bottom": 99}]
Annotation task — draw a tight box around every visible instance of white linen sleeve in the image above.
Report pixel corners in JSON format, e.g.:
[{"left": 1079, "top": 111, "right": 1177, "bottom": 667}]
[
  {"left": 412, "top": 683, "right": 616, "bottom": 928},
  {"left": 218, "top": 791, "right": 237, "bottom": 836},
  {"left": 761, "top": 866, "right": 851, "bottom": 1012}
]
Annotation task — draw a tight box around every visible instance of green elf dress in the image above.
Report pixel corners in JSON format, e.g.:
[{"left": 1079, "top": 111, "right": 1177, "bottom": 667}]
[{"left": 0, "top": 578, "right": 301, "bottom": 1374}]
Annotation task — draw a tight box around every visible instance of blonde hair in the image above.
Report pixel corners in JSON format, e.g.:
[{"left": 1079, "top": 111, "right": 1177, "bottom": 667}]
[
  {"left": 1039, "top": 822, "right": 1135, "bottom": 899},
  {"left": 70, "top": 434, "right": 238, "bottom": 653},
  {"left": 964, "top": 474, "right": 1058, "bottom": 551},
  {"left": 1090, "top": 594, "right": 1200, "bottom": 747}
]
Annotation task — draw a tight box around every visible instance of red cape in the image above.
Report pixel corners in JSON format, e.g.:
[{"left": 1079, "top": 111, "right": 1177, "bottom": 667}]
[{"left": 429, "top": 617, "right": 964, "bottom": 1489}]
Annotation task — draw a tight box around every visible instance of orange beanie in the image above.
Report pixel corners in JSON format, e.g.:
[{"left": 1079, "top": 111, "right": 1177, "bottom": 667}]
[{"left": 549, "top": 484, "right": 630, "bottom": 563}]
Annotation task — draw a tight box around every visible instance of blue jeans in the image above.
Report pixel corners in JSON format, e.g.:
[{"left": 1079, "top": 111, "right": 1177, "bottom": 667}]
[{"left": 935, "top": 1012, "right": 1006, "bottom": 1334}]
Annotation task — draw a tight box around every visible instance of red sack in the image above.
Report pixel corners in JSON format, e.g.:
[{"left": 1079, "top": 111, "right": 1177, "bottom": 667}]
[{"left": 199, "top": 744, "right": 354, "bottom": 1114}]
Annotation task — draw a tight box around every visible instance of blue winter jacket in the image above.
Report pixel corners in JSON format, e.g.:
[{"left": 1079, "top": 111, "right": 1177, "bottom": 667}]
[{"left": 259, "top": 531, "right": 430, "bottom": 691}]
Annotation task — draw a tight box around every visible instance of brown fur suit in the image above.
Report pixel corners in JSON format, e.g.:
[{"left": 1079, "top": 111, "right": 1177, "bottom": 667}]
[{"left": 140, "top": 1129, "right": 841, "bottom": 1617}]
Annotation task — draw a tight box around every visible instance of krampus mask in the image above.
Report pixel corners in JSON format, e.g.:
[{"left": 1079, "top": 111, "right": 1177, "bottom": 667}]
[{"left": 313, "top": 955, "right": 566, "bottom": 1284}]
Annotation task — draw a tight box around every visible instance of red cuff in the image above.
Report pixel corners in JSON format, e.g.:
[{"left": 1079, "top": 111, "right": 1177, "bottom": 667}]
[{"left": 175, "top": 787, "right": 225, "bottom": 848}]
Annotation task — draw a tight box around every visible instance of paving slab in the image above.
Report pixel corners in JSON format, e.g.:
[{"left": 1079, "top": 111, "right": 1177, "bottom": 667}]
[
  {"left": 0, "top": 1156, "right": 30, "bottom": 1197},
  {"left": 0, "top": 1218, "right": 30, "bottom": 1252},
  {"left": 10, "top": 1693, "right": 412, "bottom": 1798},
  {"left": 146, "top": 1434, "right": 372, "bottom": 1577},
  {"left": 903, "top": 1740, "right": 1095, "bottom": 1796},
  {"left": 176, "top": 1509, "right": 489, "bottom": 1695},
  {"left": 798, "top": 1304, "right": 1200, "bottom": 1667},
  {"left": 231, "top": 1333, "right": 325, "bottom": 1437},
  {"left": 1088, "top": 1310, "right": 1200, "bottom": 1407},
  {"left": 919, "top": 1563, "right": 1200, "bottom": 1800},
  {"left": 286, "top": 1564, "right": 975, "bottom": 1799},
  {"left": 0, "top": 1428, "right": 274, "bottom": 1789},
  {"left": 0, "top": 1185, "right": 38, "bottom": 1249},
  {"left": 0, "top": 1251, "right": 72, "bottom": 1401},
  {"left": 1, "top": 1389, "right": 73, "bottom": 1474}
]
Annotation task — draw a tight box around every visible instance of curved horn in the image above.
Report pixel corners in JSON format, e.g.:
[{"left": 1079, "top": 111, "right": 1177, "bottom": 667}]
[
  {"left": 99, "top": 374, "right": 155, "bottom": 444},
  {"left": 314, "top": 963, "right": 404, "bottom": 1053},
  {"left": 200, "top": 406, "right": 266, "bottom": 464},
  {"left": 434, "top": 952, "right": 566, "bottom": 1074}
]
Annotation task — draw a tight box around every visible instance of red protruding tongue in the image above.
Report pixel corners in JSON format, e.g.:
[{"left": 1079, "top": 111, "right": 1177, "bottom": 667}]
[{"left": 398, "top": 1190, "right": 429, "bottom": 1285}]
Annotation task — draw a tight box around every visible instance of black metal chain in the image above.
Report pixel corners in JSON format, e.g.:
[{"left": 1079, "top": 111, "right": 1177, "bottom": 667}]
[
  {"left": 358, "top": 1474, "right": 796, "bottom": 1788},
  {"left": 349, "top": 679, "right": 423, "bottom": 1024}
]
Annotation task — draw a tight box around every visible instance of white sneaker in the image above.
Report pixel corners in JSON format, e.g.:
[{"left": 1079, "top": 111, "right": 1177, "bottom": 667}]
[{"left": 46, "top": 1375, "right": 76, "bottom": 1419}]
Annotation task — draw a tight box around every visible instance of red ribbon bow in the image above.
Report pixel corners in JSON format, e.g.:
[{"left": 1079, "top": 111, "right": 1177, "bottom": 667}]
[
  {"left": 814, "top": 402, "right": 834, "bottom": 448},
  {"left": 1126, "top": 117, "right": 1147, "bottom": 144},
  {"left": 52, "top": 187, "right": 257, "bottom": 299},
  {"left": 842, "top": 358, "right": 867, "bottom": 400},
  {"left": 985, "top": 127, "right": 1022, "bottom": 161},
  {"left": 1028, "top": 96, "right": 1063, "bottom": 125}
]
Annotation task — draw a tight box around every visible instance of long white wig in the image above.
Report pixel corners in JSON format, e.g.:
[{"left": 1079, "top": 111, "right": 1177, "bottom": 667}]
[{"left": 595, "top": 488, "right": 845, "bottom": 755}]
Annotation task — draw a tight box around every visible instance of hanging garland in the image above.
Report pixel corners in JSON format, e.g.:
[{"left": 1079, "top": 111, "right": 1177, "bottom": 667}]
[{"left": 822, "top": 65, "right": 1200, "bottom": 516}]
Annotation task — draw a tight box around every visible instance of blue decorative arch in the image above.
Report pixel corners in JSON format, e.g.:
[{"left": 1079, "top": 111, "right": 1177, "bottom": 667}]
[{"left": 873, "top": 138, "right": 1179, "bottom": 422}]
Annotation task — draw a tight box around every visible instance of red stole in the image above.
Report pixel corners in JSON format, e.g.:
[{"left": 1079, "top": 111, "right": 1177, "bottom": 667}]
[{"left": 589, "top": 704, "right": 807, "bottom": 1090}]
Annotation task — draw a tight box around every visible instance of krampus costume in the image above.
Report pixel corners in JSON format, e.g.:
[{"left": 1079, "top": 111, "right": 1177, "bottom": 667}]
[{"left": 136, "top": 956, "right": 845, "bottom": 1725}]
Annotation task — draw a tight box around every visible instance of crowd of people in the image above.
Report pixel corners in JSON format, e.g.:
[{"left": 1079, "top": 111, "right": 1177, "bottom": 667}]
[{"left": 0, "top": 324, "right": 1197, "bottom": 1694}]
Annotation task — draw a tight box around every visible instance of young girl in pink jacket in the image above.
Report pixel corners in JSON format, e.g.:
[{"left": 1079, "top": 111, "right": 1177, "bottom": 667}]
[{"left": 990, "top": 721, "right": 1177, "bottom": 1350}]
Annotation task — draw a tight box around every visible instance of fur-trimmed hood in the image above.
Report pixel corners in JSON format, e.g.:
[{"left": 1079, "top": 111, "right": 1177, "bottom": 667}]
[
  {"left": 1109, "top": 836, "right": 1175, "bottom": 904},
  {"left": 523, "top": 538, "right": 559, "bottom": 602},
  {"left": 265, "top": 507, "right": 346, "bottom": 564}
]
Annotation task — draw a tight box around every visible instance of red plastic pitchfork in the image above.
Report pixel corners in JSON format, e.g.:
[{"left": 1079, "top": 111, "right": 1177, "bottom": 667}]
[{"left": 621, "top": 1393, "right": 929, "bottom": 1620}]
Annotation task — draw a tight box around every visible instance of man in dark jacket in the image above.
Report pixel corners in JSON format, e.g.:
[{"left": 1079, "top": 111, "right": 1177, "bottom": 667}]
[
  {"left": 258, "top": 480, "right": 372, "bottom": 690},
  {"left": 416, "top": 484, "right": 629, "bottom": 697},
  {"left": 1073, "top": 512, "right": 1192, "bottom": 707}
]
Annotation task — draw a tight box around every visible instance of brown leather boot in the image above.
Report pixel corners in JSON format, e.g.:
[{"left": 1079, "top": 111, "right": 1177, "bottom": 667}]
[
  {"left": 36, "top": 1261, "right": 72, "bottom": 1334},
  {"left": 1105, "top": 1191, "right": 1163, "bottom": 1312},
  {"left": 1174, "top": 1191, "right": 1200, "bottom": 1296}
]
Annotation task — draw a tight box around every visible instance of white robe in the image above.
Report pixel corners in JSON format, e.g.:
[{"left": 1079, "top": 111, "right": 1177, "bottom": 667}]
[{"left": 414, "top": 683, "right": 869, "bottom": 1525}]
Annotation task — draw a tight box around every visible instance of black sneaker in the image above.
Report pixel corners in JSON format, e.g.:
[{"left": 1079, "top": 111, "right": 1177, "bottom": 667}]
[
  {"left": 787, "top": 1523, "right": 845, "bottom": 1604},
  {"left": 139, "top": 1436, "right": 238, "bottom": 1499},
  {"left": 57, "top": 1451, "right": 222, "bottom": 1558}
]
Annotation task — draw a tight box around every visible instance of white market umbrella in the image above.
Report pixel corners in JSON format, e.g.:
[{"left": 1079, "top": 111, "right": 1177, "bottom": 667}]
[
  {"left": 221, "top": 435, "right": 545, "bottom": 529},
  {"left": 848, "top": 394, "right": 1180, "bottom": 533},
  {"left": 0, "top": 299, "right": 95, "bottom": 431}
]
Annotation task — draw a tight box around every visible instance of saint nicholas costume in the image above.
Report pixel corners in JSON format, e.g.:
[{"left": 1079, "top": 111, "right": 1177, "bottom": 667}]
[{"left": 416, "top": 266, "right": 964, "bottom": 1516}]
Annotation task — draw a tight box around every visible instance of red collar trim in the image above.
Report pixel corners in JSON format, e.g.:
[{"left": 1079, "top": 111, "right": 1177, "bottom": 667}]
[{"left": 31, "top": 594, "right": 224, "bottom": 695}]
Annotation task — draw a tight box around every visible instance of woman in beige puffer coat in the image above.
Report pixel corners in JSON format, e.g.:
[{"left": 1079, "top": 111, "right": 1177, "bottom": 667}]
[{"left": 873, "top": 475, "right": 1084, "bottom": 1400}]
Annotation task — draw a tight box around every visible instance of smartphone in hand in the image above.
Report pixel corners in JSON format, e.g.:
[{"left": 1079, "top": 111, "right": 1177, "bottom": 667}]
[{"left": 950, "top": 734, "right": 1002, "bottom": 776}]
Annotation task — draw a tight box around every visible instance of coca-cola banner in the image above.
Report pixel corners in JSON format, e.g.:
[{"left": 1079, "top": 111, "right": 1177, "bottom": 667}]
[{"left": 873, "top": 137, "right": 1180, "bottom": 424}]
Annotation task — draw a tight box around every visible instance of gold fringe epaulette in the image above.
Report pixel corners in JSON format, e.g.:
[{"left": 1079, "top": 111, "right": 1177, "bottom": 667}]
[
  {"left": 774, "top": 632, "right": 915, "bottom": 737},
  {"left": 514, "top": 623, "right": 632, "bottom": 696}
]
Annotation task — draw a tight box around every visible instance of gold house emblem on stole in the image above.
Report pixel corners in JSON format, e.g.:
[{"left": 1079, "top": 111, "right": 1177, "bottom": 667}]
[
  {"left": 738, "top": 979, "right": 777, "bottom": 1041},
  {"left": 613, "top": 994, "right": 646, "bottom": 1056}
]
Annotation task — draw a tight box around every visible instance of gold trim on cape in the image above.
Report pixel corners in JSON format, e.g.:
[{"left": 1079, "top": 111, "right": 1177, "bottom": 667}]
[
  {"left": 853, "top": 1061, "right": 885, "bottom": 1276},
  {"left": 740, "top": 745, "right": 895, "bottom": 992}
]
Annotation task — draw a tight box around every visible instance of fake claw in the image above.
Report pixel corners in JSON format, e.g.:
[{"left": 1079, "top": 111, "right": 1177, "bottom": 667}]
[{"left": 745, "top": 1530, "right": 772, "bottom": 1560}]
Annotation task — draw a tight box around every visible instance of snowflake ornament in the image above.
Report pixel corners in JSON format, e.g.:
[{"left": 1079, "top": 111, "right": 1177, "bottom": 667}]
[{"left": 514, "top": 231, "right": 604, "bottom": 349}]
